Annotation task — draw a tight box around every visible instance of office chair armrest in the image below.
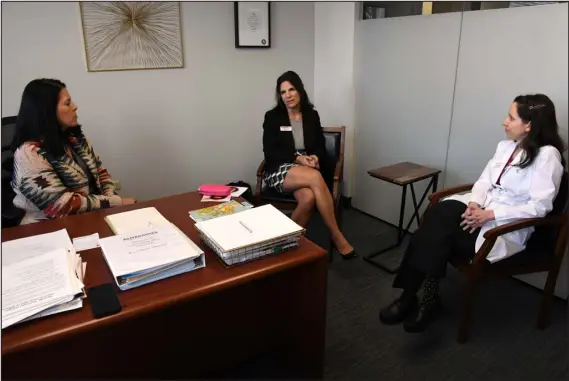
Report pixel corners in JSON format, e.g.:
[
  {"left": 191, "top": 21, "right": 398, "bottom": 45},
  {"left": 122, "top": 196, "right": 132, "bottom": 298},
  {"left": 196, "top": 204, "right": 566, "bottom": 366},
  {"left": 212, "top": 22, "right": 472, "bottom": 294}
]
[{"left": 1, "top": 206, "right": 25, "bottom": 228}]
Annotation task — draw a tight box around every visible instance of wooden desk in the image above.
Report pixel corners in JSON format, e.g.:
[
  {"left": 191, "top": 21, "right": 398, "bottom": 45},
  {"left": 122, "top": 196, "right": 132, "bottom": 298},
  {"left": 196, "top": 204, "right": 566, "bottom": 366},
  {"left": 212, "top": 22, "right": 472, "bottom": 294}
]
[{"left": 1, "top": 192, "right": 328, "bottom": 379}]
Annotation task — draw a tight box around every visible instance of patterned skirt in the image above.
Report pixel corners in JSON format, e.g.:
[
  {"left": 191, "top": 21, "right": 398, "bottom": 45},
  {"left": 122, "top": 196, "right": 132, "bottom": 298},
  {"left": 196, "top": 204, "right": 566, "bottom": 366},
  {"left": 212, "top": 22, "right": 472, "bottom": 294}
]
[
  {"left": 263, "top": 163, "right": 298, "bottom": 193},
  {"left": 264, "top": 150, "right": 308, "bottom": 193}
]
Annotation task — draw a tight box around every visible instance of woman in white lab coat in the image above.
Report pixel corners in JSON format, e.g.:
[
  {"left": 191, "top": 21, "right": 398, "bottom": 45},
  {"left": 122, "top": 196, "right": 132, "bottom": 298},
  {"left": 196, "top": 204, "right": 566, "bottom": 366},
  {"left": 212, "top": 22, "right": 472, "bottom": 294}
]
[{"left": 379, "top": 93, "right": 566, "bottom": 333}]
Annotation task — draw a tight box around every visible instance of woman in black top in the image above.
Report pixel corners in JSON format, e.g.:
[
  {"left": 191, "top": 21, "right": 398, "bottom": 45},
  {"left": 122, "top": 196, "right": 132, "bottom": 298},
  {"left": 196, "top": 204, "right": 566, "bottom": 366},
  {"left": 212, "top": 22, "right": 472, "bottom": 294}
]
[{"left": 262, "top": 71, "right": 356, "bottom": 259}]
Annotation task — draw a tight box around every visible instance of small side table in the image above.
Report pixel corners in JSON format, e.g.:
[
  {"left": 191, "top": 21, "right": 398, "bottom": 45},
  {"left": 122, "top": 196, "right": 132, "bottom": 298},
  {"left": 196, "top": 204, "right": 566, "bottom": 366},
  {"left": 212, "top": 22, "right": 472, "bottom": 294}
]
[{"left": 364, "top": 162, "right": 441, "bottom": 274}]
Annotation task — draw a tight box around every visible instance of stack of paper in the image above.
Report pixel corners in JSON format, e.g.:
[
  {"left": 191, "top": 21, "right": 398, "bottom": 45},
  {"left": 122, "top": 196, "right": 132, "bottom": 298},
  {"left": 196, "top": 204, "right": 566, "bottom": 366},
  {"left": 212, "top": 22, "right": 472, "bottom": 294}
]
[
  {"left": 102, "top": 207, "right": 206, "bottom": 290},
  {"left": 195, "top": 204, "right": 305, "bottom": 266},
  {"left": 2, "top": 229, "right": 86, "bottom": 329},
  {"left": 99, "top": 224, "right": 205, "bottom": 291}
]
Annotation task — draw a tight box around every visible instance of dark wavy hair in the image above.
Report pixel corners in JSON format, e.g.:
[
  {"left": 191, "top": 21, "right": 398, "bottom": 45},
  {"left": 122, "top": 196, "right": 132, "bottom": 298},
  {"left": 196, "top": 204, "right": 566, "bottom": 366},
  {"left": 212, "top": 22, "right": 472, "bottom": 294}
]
[
  {"left": 11, "top": 78, "right": 79, "bottom": 158},
  {"left": 513, "top": 93, "right": 566, "bottom": 168},
  {"left": 272, "top": 70, "right": 314, "bottom": 113}
]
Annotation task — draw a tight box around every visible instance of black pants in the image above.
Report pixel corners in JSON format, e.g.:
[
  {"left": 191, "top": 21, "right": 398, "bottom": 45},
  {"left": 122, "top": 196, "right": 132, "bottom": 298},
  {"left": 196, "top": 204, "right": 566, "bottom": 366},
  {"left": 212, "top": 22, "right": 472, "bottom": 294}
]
[{"left": 393, "top": 200, "right": 481, "bottom": 292}]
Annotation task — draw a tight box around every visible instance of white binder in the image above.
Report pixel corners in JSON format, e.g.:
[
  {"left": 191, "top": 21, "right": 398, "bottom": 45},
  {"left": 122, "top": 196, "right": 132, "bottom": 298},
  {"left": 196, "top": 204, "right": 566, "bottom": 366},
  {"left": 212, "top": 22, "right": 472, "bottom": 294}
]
[{"left": 99, "top": 224, "right": 206, "bottom": 291}]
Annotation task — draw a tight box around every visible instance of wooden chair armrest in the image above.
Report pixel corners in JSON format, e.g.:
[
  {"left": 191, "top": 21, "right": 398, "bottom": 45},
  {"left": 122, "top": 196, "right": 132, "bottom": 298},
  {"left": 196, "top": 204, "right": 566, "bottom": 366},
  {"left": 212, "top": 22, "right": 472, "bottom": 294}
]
[
  {"left": 333, "top": 155, "right": 344, "bottom": 181},
  {"left": 468, "top": 214, "right": 564, "bottom": 268},
  {"left": 421, "top": 184, "right": 475, "bottom": 225},
  {"left": 429, "top": 183, "right": 475, "bottom": 204},
  {"left": 332, "top": 182, "right": 340, "bottom": 206},
  {"left": 255, "top": 160, "right": 266, "bottom": 197},
  {"left": 331, "top": 155, "right": 344, "bottom": 203},
  {"left": 483, "top": 215, "right": 564, "bottom": 240},
  {"left": 256, "top": 160, "right": 266, "bottom": 177}
]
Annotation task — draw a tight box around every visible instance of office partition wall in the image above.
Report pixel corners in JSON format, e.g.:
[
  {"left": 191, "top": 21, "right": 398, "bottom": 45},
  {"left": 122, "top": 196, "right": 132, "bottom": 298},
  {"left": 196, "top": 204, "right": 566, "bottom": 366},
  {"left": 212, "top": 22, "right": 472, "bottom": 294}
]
[{"left": 353, "top": 12, "right": 462, "bottom": 226}]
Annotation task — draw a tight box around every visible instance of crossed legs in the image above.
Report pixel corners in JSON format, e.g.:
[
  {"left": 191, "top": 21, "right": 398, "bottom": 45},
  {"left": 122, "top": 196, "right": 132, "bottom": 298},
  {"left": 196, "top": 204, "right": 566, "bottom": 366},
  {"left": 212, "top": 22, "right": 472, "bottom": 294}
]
[
  {"left": 283, "top": 166, "right": 354, "bottom": 256},
  {"left": 291, "top": 188, "right": 315, "bottom": 228}
]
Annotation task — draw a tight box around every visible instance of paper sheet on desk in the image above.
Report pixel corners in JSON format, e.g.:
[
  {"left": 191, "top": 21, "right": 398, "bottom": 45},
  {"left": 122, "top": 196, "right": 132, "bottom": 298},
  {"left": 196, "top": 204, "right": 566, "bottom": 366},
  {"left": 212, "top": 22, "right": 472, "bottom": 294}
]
[
  {"left": 2, "top": 229, "right": 85, "bottom": 295},
  {"left": 230, "top": 186, "right": 249, "bottom": 197},
  {"left": 21, "top": 297, "right": 83, "bottom": 323},
  {"left": 2, "top": 229, "right": 74, "bottom": 265},
  {"left": 73, "top": 233, "right": 100, "bottom": 252},
  {"left": 75, "top": 259, "right": 88, "bottom": 299},
  {"left": 76, "top": 261, "right": 87, "bottom": 283},
  {"left": 1, "top": 248, "right": 78, "bottom": 329}
]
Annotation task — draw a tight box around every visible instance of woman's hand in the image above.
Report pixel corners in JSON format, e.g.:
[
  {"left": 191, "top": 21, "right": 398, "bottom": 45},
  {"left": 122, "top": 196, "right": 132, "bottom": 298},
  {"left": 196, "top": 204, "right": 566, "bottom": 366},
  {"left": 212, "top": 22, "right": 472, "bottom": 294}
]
[
  {"left": 460, "top": 208, "right": 494, "bottom": 233},
  {"left": 460, "top": 202, "right": 481, "bottom": 232},
  {"left": 308, "top": 155, "right": 320, "bottom": 169},
  {"left": 121, "top": 197, "right": 137, "bottom": 205},
  {"left": 296, "top": 155, "right": 312, "bottom": 167},
  {"left": 467, "top": 202, "right": 481, "bottom": 211}
]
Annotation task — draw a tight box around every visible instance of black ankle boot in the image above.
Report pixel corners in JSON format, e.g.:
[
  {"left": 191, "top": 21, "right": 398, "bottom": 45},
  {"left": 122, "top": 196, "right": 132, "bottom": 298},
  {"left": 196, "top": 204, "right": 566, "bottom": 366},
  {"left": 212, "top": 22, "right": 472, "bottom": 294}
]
[
  {"left": 403, "top": 298, "right": 442, "bottom": 333},
  {"left": 379, "top": 295, "right": 418, "bottom": 325}
]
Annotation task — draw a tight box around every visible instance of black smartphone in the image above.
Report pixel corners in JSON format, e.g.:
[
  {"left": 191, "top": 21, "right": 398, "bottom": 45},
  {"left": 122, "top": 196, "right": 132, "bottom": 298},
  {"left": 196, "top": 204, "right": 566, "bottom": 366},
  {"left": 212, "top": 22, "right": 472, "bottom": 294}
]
[{"left": 86, "top": 283, "right": 122, "bottom": 319}]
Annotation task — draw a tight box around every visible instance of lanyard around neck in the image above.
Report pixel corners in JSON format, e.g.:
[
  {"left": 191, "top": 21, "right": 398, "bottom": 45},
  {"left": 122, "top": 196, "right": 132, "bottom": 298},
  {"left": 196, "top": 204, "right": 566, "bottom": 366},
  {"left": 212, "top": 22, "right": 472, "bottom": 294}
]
[{"left": 495, "top": 146, "right": 519, "bottom": 186}]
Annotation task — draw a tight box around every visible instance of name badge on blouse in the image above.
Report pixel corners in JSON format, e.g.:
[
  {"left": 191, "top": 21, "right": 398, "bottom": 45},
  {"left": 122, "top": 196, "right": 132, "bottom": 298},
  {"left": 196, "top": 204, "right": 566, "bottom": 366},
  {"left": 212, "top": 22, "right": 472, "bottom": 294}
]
[{"left": 280, "top": 126, "right": 292, "bottom": 132}]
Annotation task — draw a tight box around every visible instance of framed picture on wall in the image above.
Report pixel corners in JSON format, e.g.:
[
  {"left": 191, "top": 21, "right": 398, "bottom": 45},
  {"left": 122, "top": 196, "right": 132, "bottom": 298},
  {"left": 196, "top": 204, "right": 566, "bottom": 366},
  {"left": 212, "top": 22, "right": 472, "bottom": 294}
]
[
  {"left": 80, "top": 2, "right": 184, "bottom": 72},
  {"left": 234, "top": 2, "right": 271, "bottom": 48}
]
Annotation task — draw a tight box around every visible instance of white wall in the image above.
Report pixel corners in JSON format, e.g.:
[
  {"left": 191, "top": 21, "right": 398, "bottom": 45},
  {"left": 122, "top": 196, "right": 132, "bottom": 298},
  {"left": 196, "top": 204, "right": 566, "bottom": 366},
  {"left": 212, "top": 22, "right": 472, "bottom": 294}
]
[
  {"left": 1, "top": 1, "right": 315, "bottom": 201},
  {"left": 314, "top": 2, "right": 357, "bottom": 197}
]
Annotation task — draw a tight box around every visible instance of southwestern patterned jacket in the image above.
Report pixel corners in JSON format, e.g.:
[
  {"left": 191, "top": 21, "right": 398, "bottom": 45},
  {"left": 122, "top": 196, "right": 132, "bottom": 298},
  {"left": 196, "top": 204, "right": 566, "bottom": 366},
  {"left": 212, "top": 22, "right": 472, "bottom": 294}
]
[{"left": 12, "top": 130, "right": 123, "bottom": 224}]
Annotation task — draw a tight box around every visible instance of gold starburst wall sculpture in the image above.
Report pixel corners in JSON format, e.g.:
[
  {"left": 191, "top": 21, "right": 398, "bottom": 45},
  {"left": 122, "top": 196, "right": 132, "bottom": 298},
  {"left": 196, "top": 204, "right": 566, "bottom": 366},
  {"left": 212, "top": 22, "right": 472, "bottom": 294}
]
[{"left": 80, "top": 2, "right": 183, "bottom": 72}]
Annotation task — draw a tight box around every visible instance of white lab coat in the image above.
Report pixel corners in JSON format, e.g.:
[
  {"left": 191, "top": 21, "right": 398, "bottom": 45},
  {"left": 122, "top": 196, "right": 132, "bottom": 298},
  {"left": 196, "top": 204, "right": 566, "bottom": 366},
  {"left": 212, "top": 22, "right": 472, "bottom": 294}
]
[{"left": 446, "top": 140, "right": 564, "bottom": 263}]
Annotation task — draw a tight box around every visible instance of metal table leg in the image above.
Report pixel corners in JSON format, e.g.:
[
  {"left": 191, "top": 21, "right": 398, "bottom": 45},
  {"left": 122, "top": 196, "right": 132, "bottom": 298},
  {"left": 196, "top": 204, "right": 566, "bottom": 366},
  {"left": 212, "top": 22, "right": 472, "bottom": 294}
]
[{"left": 363, "top": 175, "right": 439, "bottom": 274}]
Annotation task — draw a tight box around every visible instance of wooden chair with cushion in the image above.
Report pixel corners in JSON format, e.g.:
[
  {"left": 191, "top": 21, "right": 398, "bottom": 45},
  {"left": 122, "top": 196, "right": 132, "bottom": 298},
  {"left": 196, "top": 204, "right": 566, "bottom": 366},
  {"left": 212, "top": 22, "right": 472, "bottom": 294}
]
[
  {"left": 255, "top": 126, "right": 346, "bottom": 261},
  {"left": 423, "top": 171, "right": 569, "bottom": 343}
]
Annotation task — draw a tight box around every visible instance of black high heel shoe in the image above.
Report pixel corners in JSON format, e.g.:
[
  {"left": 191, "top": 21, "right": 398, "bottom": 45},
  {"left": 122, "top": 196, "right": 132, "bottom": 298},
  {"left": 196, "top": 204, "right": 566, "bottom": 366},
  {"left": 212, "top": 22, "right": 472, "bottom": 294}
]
[{"left": 340, "top": 250, "right": 357, "bottom": 260}]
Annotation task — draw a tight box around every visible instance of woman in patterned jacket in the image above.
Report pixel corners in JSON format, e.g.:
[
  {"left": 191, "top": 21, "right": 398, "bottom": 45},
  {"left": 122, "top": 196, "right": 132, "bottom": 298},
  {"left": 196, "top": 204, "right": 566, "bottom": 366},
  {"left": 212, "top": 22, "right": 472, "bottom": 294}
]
[{"left": 11, "top": 78, "right": 136, "bottom": 225}]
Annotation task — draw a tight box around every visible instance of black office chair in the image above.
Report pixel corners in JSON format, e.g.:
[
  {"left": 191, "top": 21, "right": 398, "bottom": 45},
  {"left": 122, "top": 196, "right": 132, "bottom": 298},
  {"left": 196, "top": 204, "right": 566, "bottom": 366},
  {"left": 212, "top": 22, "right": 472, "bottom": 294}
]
[
  {"left": 2, "top": 116, "right": 25, "bottom": 227},
  {"left": 255, "top": 126, "right": 346, "bottom": 260}
]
